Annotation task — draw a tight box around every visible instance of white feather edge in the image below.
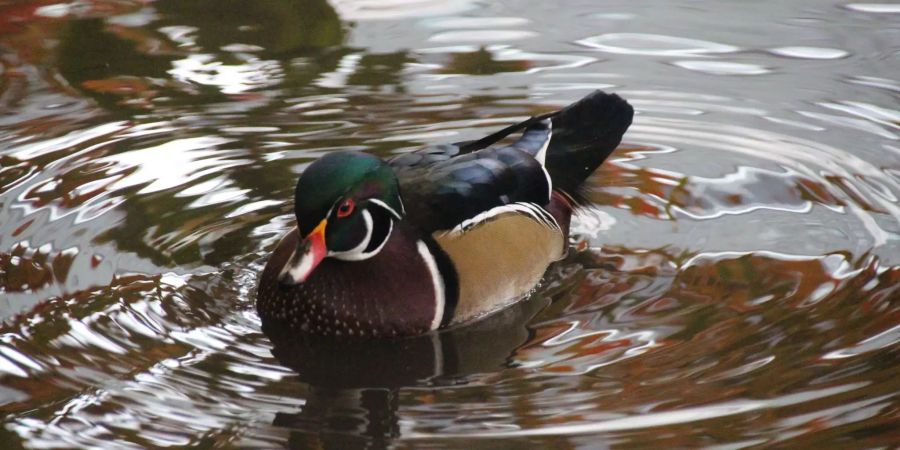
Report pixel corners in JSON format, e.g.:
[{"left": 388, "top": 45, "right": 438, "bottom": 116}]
[
  {"left": 441, "top": 121, "right": 557, "bottom": 238},
  {"left": 443, "top": 202, "right": 560, "bottom": 237},
  {"left": 416, "top": 240, "right": 446, "bottom": 330},
  {"left": 533, "top": 119, "right": 552, "bottom": 165},
  {"left": 536, "top": 121, "right": 554, "bottom": 203}
]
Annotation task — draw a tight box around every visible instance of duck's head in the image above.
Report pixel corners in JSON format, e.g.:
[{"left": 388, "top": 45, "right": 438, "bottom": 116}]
[{"left": 279, "top": 152, "right": 404, "bottom": 285}]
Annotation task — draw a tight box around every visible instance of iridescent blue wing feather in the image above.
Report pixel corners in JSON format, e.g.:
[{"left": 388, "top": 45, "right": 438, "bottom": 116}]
[{"left": 389, "top": 90, "right": 633, "bottom": 233}]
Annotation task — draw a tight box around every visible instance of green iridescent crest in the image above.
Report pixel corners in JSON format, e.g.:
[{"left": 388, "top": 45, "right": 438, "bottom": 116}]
[{"left": 293, "top": 152, "right": 402, "bottom": 238}]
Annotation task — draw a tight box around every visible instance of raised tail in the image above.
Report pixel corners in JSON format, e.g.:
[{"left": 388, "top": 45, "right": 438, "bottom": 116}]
[
  {"left": 457, "top": 90, "right": 633, "bottom": 195},
  {"left": 543, "top": 90, "right": 633, "bottom": 194}
]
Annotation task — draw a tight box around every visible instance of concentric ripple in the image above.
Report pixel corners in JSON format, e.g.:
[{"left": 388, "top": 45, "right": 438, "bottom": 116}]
[{"left": 0, "top": 0, "right": 898, "bottom": 448}]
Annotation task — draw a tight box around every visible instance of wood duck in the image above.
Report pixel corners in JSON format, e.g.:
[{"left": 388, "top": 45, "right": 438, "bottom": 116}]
[{"left": 257, "top": 90, "right": 633, "bottom": 338}]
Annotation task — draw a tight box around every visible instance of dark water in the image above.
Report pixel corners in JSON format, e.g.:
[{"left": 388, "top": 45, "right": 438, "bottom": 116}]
[{"left": 1, "top": 0, "right": 899, "bottom": 448}]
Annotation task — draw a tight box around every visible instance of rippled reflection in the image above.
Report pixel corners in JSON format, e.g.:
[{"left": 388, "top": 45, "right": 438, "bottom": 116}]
[{"left": 0, "top": 0, "right": 898, "bottom": 448}]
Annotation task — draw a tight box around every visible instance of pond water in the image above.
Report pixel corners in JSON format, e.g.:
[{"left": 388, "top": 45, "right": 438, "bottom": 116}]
[{"left": 1, "top": 0, "right": 899, "bottom": 448}]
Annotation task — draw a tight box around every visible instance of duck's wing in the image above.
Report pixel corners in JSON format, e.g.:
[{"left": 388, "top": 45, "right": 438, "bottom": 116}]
[
  {"left": 389, "top": 120, "right": 554, "bottom": 234},
  {"left": 388, "top": 89, "right": 633, "bottom": 233}
]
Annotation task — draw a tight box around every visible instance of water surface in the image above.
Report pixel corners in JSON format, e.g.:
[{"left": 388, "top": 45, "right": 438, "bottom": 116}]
[{"left": 0, "top": 0, "right": 898, "bottom": 448}]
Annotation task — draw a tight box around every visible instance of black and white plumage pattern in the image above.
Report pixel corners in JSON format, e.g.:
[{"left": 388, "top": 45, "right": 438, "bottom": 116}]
[
  {"left": 390, "top": 90, "right": 633, "bottom": 235},
  {"left": 258, "top": 90, "right": 634, "bottom": 338},
  {"left": 447, "top": 202, "right": 560, "bottom": 236},
  {"left": 390, "top": 120, "right": 554, "bottom": 233}
]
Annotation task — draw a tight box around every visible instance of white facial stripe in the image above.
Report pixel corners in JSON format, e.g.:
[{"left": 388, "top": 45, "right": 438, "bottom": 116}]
[
  {"left": 446, "top": 202, "right": 560, "bottom": 236},
  {"left": 368, "top": 198, "right": 403, "bottom": 220},
  {"left": 330, "top": 209, "right": 374, "bottom": 261},
  {"left": 363, "top": 218, "right": 393, "bottom": 256},
  {"left": 329, "top": 207, "right": 397, "bottom": 261},
  {"left": 416, "top": 240, "right": 446, "bottom": 330},
  {"left": 335, "top": 216, "right": 394, "bottom": 262}
]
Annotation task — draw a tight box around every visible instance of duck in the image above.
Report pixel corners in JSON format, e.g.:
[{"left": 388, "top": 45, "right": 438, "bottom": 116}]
[{"left": 256, "top": 90, "right": 633, "bottom": 338}]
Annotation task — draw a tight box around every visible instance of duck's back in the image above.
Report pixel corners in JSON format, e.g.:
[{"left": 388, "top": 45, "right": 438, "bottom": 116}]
[
  {"left": 386, "top": 90, "right": 633, "bottom": 325},
  {"left": 258, "top": 90, "right": 633, "bottom": 337}
]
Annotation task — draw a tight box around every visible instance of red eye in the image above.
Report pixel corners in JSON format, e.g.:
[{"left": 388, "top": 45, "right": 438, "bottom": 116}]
[{"left": 336, "top": 198, "right": 355, "bottom": 218}]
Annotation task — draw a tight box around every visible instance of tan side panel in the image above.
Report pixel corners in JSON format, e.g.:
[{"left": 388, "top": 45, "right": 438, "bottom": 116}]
[{"left": 435, "top": 214, "right": 564, "bottom": 324}]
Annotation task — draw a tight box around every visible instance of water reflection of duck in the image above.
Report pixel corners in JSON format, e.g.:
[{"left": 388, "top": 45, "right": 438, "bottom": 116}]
[
  {"left": 257, "top": 90, "right": 633, "bottom": 338},
  {"left": 266, "top": 294, "right": 548, "bottom": 445}
]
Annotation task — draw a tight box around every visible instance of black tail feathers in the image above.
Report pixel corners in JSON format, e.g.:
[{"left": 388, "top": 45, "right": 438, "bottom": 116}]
[
  {"left": 456, "top": 90, "right": 633, "bottom": 196},
  {"left": 544, "top": 90, "right": 633, "bottom": 195}
]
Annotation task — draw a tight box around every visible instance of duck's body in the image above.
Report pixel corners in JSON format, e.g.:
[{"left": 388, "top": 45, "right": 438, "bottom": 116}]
[
  {"left": 258, "top": 195, "right": 568, "bottom": 337},
  {"left": 257, "top": 90, "right": 633, "bottom": 338}
]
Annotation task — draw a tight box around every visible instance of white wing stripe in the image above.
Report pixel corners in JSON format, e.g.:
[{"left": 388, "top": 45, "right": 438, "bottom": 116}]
[
  {"left": 523, "top": 119, "right": 553, "bottom": 202},
  {"left": 534, "top": 120, "right": 552, "bottom": 165}
]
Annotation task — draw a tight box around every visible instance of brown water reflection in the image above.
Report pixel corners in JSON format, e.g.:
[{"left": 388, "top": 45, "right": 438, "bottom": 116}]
[{"left": 0, "top": 0, "right": 898, "bottom": 448}]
